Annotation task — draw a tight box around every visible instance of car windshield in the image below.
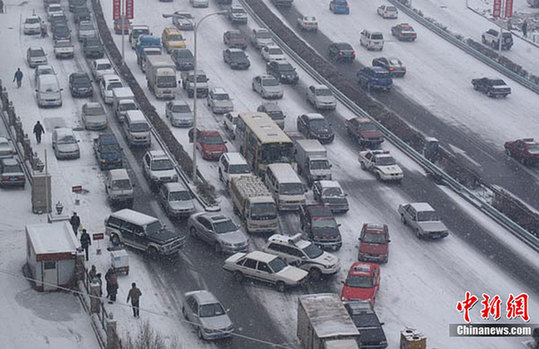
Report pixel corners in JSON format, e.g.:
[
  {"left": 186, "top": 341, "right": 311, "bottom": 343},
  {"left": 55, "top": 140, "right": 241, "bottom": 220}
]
[
  {"left": 262, "top": 78, "right": 279, "bottom": 86},
  {"left": 26, "top": 17, "right": 41, "bottom": 24},
  {"left": 359, "top": 123, "right": 377, "bottom": 131},
  {"left": 130, "top": 122, "right": 149, "bottom": 132},
  {"left": 203, "top": 136, "right": 224, "bottom": 145},
  {"left": 97, "top": 63, "right": 111, "bottom": 70},
  {"left": 309, "top": 119, "right": 329, "bottom": 129},
  {"left": 176, "top": 50, "right": 193, "bottom": 58},
  {"left": 417, "top": 210, "right": 441, "bottom": 222},
  {"left": 38, "top": 67, "right": 54, "bottom": 75},
  {"left": 302, "top": 243, "right": 323, "bottom": 259},
  {"left": 79, "top": 23, "right": 93, "bottom": 30},
  {"left": 151, "top": 159, "right": 174, "bottom": 171},
  {"left": 278, "top": 64, "right": 294, "bottom": 73},
  {"left": 492, "top": 80, "right": 506, "bottom": 86},
  {"left": 312, "top": 217, "right": 338, "bottom": 229},
  {"left": 251, "top": 202, "right": 277, "bottom": 219},
  {"left": 268, "top": 110, "right": 284, "bottom": 120},
  {"left": 58, "top": 135, "right": 76, "bottom": 144},
  {"left": 376, "top": 156, "right": 396, "bottom": 166},
  {"left": 214, "top": 220, "right": 237, "bottom": 234},
  {"left": 168, "top": 35, "right": 183, "bottom": 41},
  {"left": 260, "top": 143, "right": 294, "bottom": 164},
  {"left": 363, "top": 232, "right": 387, "bottom": 244},
  {"left": 86, "top": 39, "right": 101, "bottom": 46},
  {"left": 387, "top": 6, "right": 397, "bottom": 11},
  {"left": 268, "top": 257, "right": 287, "bottom": 273},
  {"left": 199, "top": 303, "right": 226, "bottom": 318},
  {"left": 169, "top": 191, "right": 191, "bottom": 201},
  {"left": 323, "top": 187, "right": 343, "bottom": 197},
  {"left": 228, "top": 164, "right": 250, "bottom": 174},
  {"left": 214, "top": 93, "right": 230, "bottom": 100},
  {"left": 256, "top": 31, "right": 271, "bottom": 39},
  {"left": 528, "top": 144, "right": 539, "bottom": 152},
  {"left": 119, "top": 102, "right": 137, "bottom": 111},
  {"left": 30, "top": 50, "right": 45, "bottom": 57},
  {"left": 389, "top": 58, "right": 401, "bottom": 65},
  {"left": 107, "top": 82, "right": 124, "bottom": 90},
  {"left": 194, "top": 75, "right": 207, "bottom": 83},
  {"left": 268, "top": 48, "right": 283, "bottom": 55},
  {"left": 146, "top": 221, "right": 163, "bottom": 235},
  {"left": 230, "top": 32, "right": 244, "bottom": 40},
  {"left": 85, "top": 105, "right": 104, "bottom": 115},
  {"left": 279, "top": 183, "right": 303, "bottom": 195},
  {"left": 175, "top": 13, "right": 193, "bottom": 19},
  {"left": 133, "top": 29, "right": 149, "bottom": 37},
  {"left": 315, "top": 88, "right": 332, "bottom": 96},
  {"left": 305, "top": 16, "right": 316, "bottom": 21},
  {"left": 232, "top": 8, "right": 245, "bottom": 14},
  {"left": 111, "top": 179, "right": 131, "bottom": 190},
  {"left": 3, "top": 164, "right": 22, "bottom": 173},
  {"left": 172, "top": 104, "right": 191, "bottom": 113},
  {"left": 372, "top": 34, "right": 384, "bottom": 40},
  {"left": 310, "top": 159, "right": 331, "bottom": 170},
  {"left": 157, "top": 76, "right": 177, "bottom": 88},
  {"left": 346, "top": 275, "right": 374, "bottom": 288}
]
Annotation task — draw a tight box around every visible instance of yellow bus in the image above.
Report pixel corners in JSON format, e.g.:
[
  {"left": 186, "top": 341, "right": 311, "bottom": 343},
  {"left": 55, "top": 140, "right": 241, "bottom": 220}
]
[{"left": 236, "top": 112, "right": 295, "bottom": 176}]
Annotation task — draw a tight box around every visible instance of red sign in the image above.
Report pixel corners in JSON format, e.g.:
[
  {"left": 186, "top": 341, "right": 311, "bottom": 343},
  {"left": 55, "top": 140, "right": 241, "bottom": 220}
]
[
  {"left": 113, "top": 0, "right": 121, "bottom": 20},
  {"left": 72, "top": 185, "right": 83, "bottom": 193},
  {"left": 492, "top": 0, "right": 501, "bottom": 18},
  {"left": 125, "top": 0, "right": 134, "bottom": 20},
  {"left": 504, "top": 0, "right": 513, "bottom": 18},
  {"left": 456, "top": 292, "right": 530, "bottom": 323},
  {"left": 92, "top": 233, "right": 105, "bottom": 240}
]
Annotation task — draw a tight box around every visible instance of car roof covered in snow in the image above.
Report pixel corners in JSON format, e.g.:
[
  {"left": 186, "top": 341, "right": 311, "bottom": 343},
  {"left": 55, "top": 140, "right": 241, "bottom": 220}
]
[{"left": 109, "top": 209, "right": 158, "bottom": 226}]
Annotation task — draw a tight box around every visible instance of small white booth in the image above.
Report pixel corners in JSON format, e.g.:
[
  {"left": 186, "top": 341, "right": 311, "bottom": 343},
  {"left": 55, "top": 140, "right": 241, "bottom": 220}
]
[{"left": 26, "top": 221, "right": 80, "bottom": 292}]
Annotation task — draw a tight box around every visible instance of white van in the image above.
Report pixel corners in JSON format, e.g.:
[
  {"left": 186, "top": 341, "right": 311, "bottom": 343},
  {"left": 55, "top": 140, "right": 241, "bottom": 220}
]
[
  {"left": 218, "top": 152, "right": 251, "bottom": 187},
  {"left": 265, "top": 163, "right": 306, "bottom": 211},
  {"left": 105, "top": 169, "right": 134, "bottom": 207},
  {"left": 360, "top": 30, "right": 384, "bottom": 51},
  {"left": 36, "top": 74, "right": 62, "bottom": 107},
  {"left": 123, "top": 110, "right": 151, "bottom": 147},
  {"left": 100, "top": 74, "right": 124, "bottom": 104}
]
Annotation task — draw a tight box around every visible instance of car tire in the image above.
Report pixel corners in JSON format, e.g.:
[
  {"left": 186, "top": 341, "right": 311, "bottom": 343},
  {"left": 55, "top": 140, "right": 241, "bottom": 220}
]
[
  {"left": 147, "top": 246, "right": 158, "bottom": 257},
  {"left": 233, "top": 271, "right": 244, "bottom": 282},
  {"left": 505, "top": 148, "right": 512, "bottom": 157},
  {"left": 375, "top": 172, "right": 381, "bottom": 181},
  {"left": 197, "top": 328, "right": 204, "bottom": 340},
  {"left": 416, "top": 228, "right": 422, "bottom": 239},
  {"left": 309, "top": 268, "right": 322, "bottom": 281},
  {"left": 400, "top": 214, "right": 406, "bottom": 225},
  {"left": 182, "top": 306, "right": 188, "bottom": 319},
  {"left": 219, "top": 169, "right": 224, "bottom": 182},
  {"left": 215, "top": 243, "right": 222, "bottom": 253},
  {"left": 275, "top": 281, "right": 286, "bottom": 292},
  {"left": 190, "top": 227, "right": 198, "bottom": 238},
  {"left": 360, "top": 161, "right": 366, "bottom": 170}
]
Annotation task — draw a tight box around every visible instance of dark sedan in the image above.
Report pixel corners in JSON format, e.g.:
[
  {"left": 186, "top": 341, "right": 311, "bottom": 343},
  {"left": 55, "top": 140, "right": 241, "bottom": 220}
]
[
  {"left": 52, "top": 24, "right": 71, "bottom": 41},
  {"left": 297, "top": 113, "right": 335, "bottom": 144},
  {"left": 266, "top": 60, "right": 298, "bottom": 85},
  {"left": 171, "top": 48, "right": 195, "bottom": 71},
  {"left": 223, "top": 48, "right": 250, "bottom": 70},
  {"left": 328, "top": 42, "right": 355, "bottom": 63},
  {"left": 69, "top": 72, "right": 93, "bottom": 97}
]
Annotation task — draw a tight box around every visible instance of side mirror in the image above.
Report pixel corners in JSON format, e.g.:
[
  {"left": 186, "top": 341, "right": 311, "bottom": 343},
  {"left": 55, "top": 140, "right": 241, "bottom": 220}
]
[
  {"left": 344, "top": 193, "right": 348, "bottom": 197},
  {"left": 337, "top": 224, "right": 342, "bottom": 227},
  {"left": 358, "top": 237, "right": 363, "bottom": 241},
  {"left": 60, "top": 88, "right": 64, "bottom": 91},
  {"left": 35, "top": 89, "right": 38, "bottom": 92},
  {"left": 387, "top": 239, "right": 391, "bottom": 243},
  {"left": 340, "top": 280, "right": 345, "bottom": 284},
  {"left": 329, "top": 164, "right": 333, "bottom": 168}
]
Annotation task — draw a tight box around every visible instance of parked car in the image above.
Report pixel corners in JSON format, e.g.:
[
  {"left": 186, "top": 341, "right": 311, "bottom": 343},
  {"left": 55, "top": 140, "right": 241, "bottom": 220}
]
[
  {"left": 172, "top": 11, "right": 194, "bottom": 31},
  {"left": 182, "top": 290, "right": 234, "bottom": 340},
  {"left": 142, "top": 150, "right": 178, "bottom": 189},
  {"left": 170, "top": 48, "right": 194, "bottom": 71},
  {"left": 158, "top": 182, "right": 195, "bottom": 218},
  {"left": 345, "top": 117, "right": 384, "bottom": 148},
  {"left": 228, "top": 5, "right": 248, "bottom": 25},
  {"left": 77, "top": 20, "right": 96, "bottom": 42},
  {"left": 345, "top": 301, "right": 388, "bottom": 349},
  {"left": 358, "top": 149, "right": 403, "bottom": 182},
  {"left": 250, "top": 28, "right": 273, "bottom": 49},
  {"left": 165, "top": 100, "right": 193, "bottom": 127},
  {"left": 188, "top": 212, "right": 248, "bottom": 253},
  {"left": 377, "top": 4, "right": 398, "bottom": 18},
  {"left": 223, "top": 113, "right": 239, "bottom": 138},
  {"left": 372, "top": 57, "right": 406, "bottom": 77},
  {"left": 83, "top": 36, "right": 104, "bottom": 58},
  {"left": 256, "top": 102, "right": 285, "bottom": 129},
  {"left": 297, "top": 113, "right": 334, "bottom": 144},
  {"left": 190, "top": 0, "right": 209, "bottom": 8},
  {"left": 266, "top": 60, "right": 298, "bottom": 85},
  {"left": 398, "top": 202, "right": 449, "bottom": 239},
  {"left": 261, "top": 44, "right": 285, "bottom": 62},
  {"left": 312, "top": 180, "right": 349, "bottom": 213},
  {"left": 300, "top": 204, "right": 342, "bottom": 250},
  {"left": 81, "top": 102, "right": 107, "bottom": 130},
  {"left": 189, "top": 129, "right": 228, "bottom": 160},
  {"left": 504, "top": 138, "right": 539, "bottom": 166},
  {"left": 357, "top": 67, "right": 393, "bottom": 91},
  {"left": 328, "top": 42, "right": 355, "bottom": 63},
  {"left": 471, "top": 77, "right": 511, "bottom": 98},
  {"left": 0, "top": 137, "right": 15, "bottom": 159},
  {"left": 222, "top": 48, "right": 250, "bottom": 70},
  {"left": 358, "top": 223, "right": 390, "bottom": 263},
  {"left": 329, "top": 0, "right": 350, "bottom": 14},
  {"left": 252, "top": 75, "right": 283, "bottom": 99},
  {"left": 69, "top": 72, "right": 93, "bottom": 97},
  {"left": 306, "top": 84, "right": 336, "bottom": 110},
  {"left": 341, "top": 262, "right": 380, "bottom": 304},
  {"left": 26, "top": 47, "right": 48, "bottom": 68},
  {"left": 297, "top": 16, "right": 318, "bottom": 31},
  {"left": 54, "top": 39, "right": 75, "bottom": 59},
  {"left": 52, "top": 128, "right": 80, "bottom": 160},
  {"left": 223, "top": 30, "right": 248, "bottom": 49},
  {"left": 391, "top": 23, "right": 417, "bottom": 41},
  {"left": 24, "top": 15, "right": 43, "bottom": 35},
  {"left": 223, "top": 251, "right": 308, "bottom": 292},
  {"left": 360, "top": 30, "right": 384, "bottom": 50},
  {"left": 207, "top": 87, "right": 234, "bottom": 114},
  {"left": 481, "top": 29, "right": 513, "bottom": 50},
  {"left": 0, "top": 158, "right": 25, "bottom": 188}
]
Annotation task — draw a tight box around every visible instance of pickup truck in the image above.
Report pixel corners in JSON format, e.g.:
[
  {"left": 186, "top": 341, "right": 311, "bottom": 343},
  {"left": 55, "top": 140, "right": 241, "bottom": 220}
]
[
  {"left": 93, "top": 134, "right": 123, "bottom": 170},
  {"left": 357, "top": 67, "right": 392, "bottom": 91},
  {"left": 345, "top": 117, "right": 384, "bottom": 148},
  {"left": 481, "top": 29, "right": 513, "bottom": 50},
  {"left": 358, "top": 149, "right": 403, "bottom": 182},
  {"left": 54, "top": 39, "right": 74, "bottom": 59},
  {"left": 471, "top": 77, "right": 511, "bottom": 98}
]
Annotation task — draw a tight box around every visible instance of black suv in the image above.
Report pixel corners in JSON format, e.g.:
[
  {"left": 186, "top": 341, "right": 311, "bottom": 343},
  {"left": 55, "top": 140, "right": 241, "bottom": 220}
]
[
  {"left": 69, "top": 72, "right": 93, "bottom": 97},
  {"left": 171, "top": 48, "right": 194, "bottom": 71},
  {"left": 328, "top": 42, "right": 356, "bottom": 63},
  {"left": 345, "top": 301, "right": 388, "bottom": 349},
  {"left": 83, "top": 37, "right": 104, "bottom": 58},
  {"left": 69, "top": 0, "right": 86, "bottom": 12},
  {"left": 222, "top": 48, "right": 250, "bottom": 70},
  {"left": 299, "top": 205, "right": 342, "bottom": 250},
  {"left": 73, "top": 6, "right": 91, "bottom": 24},
  {"left": 296, "top": 113, "right": 335, "bottom": 144},
  {"left": 52, "top": 24, "right": 71, "bottom": 41},
  {"left": 266, "top": 60, "right": 299, "bottom": 85}
]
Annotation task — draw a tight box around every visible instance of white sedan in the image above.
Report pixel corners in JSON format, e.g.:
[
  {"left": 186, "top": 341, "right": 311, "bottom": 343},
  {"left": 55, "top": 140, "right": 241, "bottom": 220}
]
[
  {"left": 252, "top": 75, "right": 283, "bottom": 99},
  {"left": 377, "top": 5, "right": 398, "bottom": 19},
  {"left": 261, "top": 45, "right": 286, "bottom": 62},
  {"left": 297, "top": 16, "right": 318, "bottom": 31}
]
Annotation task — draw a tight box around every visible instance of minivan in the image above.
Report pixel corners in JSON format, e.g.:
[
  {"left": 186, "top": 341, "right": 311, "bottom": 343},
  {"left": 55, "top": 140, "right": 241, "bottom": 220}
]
[
  {"left": 36, "top": 74, "right": 62, "bottom": 108},
  {"left": 218, "top": 152, "right": 251, "bottom": 187},
  {"left": 265, "top": 163, "right": 306, "bottom": 211},
  {"left": 105, "top": 169, "right": 134, "bottom": 207},
  {"left": 360, "top": 30, "right": 384, "bottom": 51},
  {"left": 123, "top": 110, "right": 151, "bottom": 147}
]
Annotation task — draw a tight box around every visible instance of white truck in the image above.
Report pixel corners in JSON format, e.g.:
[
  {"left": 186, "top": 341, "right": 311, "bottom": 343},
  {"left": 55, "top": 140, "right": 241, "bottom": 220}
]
[
  {"left": 230, "top": 175, "right": 278, "bottom": 233},
  {"left": 112, "top": 87, "right": 135, "bottom": 122},
  {"left": 144, "top": 55, "right": 177, "bottom": 99},
  {"left": 297, "top": 294, "right": 361, "bottom": 349},
  {"left": 295, "top": 139, "right": 332, "bottom": 186}
]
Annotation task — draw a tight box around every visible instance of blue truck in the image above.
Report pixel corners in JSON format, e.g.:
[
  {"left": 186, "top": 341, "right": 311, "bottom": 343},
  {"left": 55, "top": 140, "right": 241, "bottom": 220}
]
[
  {"left": 357, "top": 67, "right": 393, "bottom": 91},
  {"left": 135, "top": 35, "right": 162, "bottom": 65},
  {"left": 93, "top": 134, "right": 123, "bottom": 170},
  {"left": 329, "top": 0, "right": 350, "bottom": 14}
]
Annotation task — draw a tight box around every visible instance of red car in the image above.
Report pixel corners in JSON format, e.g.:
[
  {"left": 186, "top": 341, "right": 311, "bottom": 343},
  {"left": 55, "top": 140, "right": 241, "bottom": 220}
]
[
  {"left": 190, "top": 129, "right": 228, "bottom": 160},
  {"left": 341, "top": 262, "right": 380, "bottom": 305},
  {"left": 358, "top": 223, "right": 390, "bottom": 263},
  {"left": 113, "top": 19, "right": 131, "bottom": 35},
  {"left": 504, "top": 138, "right": 539, "bottom": 166},
  {"left": 391, "top": 23, "right": 417, "bottom": 41}
]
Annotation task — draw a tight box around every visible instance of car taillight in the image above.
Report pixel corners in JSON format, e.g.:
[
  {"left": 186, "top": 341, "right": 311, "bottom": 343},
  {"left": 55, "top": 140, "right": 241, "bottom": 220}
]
[
  {"left": 339, "top": 51, "right": 343, "bottom": 56},
  {"left": 403, "top": 67, "right": 406, "bottom": 70},
  {"left": 352, "top": 51, "right": 356, "bottom": 56},
  {"left": 389, "top": 67, "right": 394, "bottom": 71}
]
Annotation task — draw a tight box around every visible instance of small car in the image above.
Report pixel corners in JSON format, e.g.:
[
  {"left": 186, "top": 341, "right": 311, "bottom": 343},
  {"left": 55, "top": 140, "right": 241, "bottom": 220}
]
[
  {"left": 26, "top": 47, "right": 48, "bottom": 68},
  {"left": 504, "top": 138, "right": 539, "bottom": 166},
  {"left": 257, "top": 102, "right": 285, "bottom": 129},
  {"left": 171, "top": 48, "right": 194, "bottom": 71},
  {"left": 228, "top": 5, "right": 248, "bottom": 25},
  {"left": 158, "top": 182, "right": 195, "bottom": 218},
  {"left": 358, "top": 149, "right": 403, "bottom": 181},
  {"left": 142, "top": 150, "right": 178, "bottom": 189},
  {"left": 222, "top": 48, "right": 250, "bottom": 70},
  {"left": 306, "top": 84, "right": 336, "bottom": 110},
  {"left": 345, "top": 301, "right": 388, "bottom": 349},
  {"left": 252, "top": 75, "right": 283, "bottom": 99},
  {"left": 297, "top": 113, "right": 334, "bottom": 144},
  {"left": 358, "top": 223, "right": 390, "bottom": 263},
  {"left": 69, "top": 72, "right": 93, "bottom": 97},
  {"left": 223, "top": 251, "right": 308, "bottom": 292},
  {"left": 24, "top": 15, "right": 43, "bottom": 35},
  {"left": 188, "top": 212, "right": 248, "bottom": 253},
  {"left": 223, "top": 113, "right": 239, "bottom": 138},
  {"left": 481, "top": 28, "right": 513, "bottom": 50},
  {"left": 54, "top": 39, "right": 75, "bottom": 59},
  {"left": 262, "top": 233, "right": 340, "bottom": 280},
  {"left": 357, "top": 67, "right": 393, "bottom": 91},
  {"left": 83, "top": 36, "right": 105, "bottom": 58},
  {"left": 391, "top": 23, "right": 417, "bottom": 41},
  {"left": 398, "top": 202, "right": 449, "bottom": 239},
  {"left": 300, "top": 205, "right": 342, "bottom": 250},
  {"left": 471, "top": 77, "right": 511, "bottom": 98},
  {"left": 329, "top": 0, "right": 350, "bottom": 14},
  {"left": 377, "top": 4, "right": 398, "bottom": 19},
  {"left": 115, "top": 99, "right": 138, "bottom": 122},
  {"left": 372, "top": 57, "right": 406, "bottom": 77},
  {"left": 345, "top": 117, "right": 384, "bottom": 148},
  {"left": 189, "top": 0, "right": 208, "bottom": 8},
  {"left": 68, "top": 0, "right": 86, "bottom": 12},
  {"left": 52, "top": 128, "right": 80, "bottom": 160},
  {"left": 223, "top": 30, "right": 248, "bottom": 49},
  {"left": 172, "top": 11, "right": 194, "bottom": 31},
  {"left": 207, "top": 87, "right": 234, "bottom": 114},
  {"left": 81, "top": 102, "right": 107, "bottom": 130},
  {"left": 189, "top": 129, "right": 228, "bottom": 160},
  {"left": 297, "top": 16, "right": 318, "bottom": 31},
  {"left": 0, "top": 137, "right": 14, "bottom": 159},
  {"left": 182, "top": 290, "right": 234, "bottom": 340},
  {"left": 47, "top": 4, "right": 63, "bottom": 20},
  {"left": 312, "top": 180, "right": 349, "bottom": 213},
  {"left": 341, "top": 262, "right": 380, "bottom": 304},
  {"left": 328, "top": 42, "right": 355, "bottom": 63},
  {"left": 93, "top": 133, "right": 123, "bottom": 170},
  {"left": 99, "top": 74, "right": 124, "bottom": 104},
  {"left": 250, "top": 28, "right": 274, "bottom": 49},
  {"left": 72, "top": 6, "right": 91, "bottom": 24},
  {"left": 129, "top": 25, "right": 150, "bottom": 49},
  {"left": 266, "top": 60, "right": 299, "bottom": 85},
  {"left": 165, "top": 100, "right": 193, "bottom": 127},
  {"left": 261, "top": 44, "right": 285, "bottom": 62},
  {"left": 52, "top": 24, "right": 71, "bottom": 41},
  {"left": 34, "top": 64, "right": 56, "bottom": 84},
  {"left": 77, "top": 20, "right": 96, "bottom": 42},
  {"left": 0, "top": 158, "right": 25, "bottom": 188}
]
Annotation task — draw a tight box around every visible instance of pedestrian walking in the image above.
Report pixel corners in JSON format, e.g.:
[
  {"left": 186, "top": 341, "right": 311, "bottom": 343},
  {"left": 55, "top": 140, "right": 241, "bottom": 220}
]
[
  {"left": 69, "top": 212, "right": 81, "bottom": 236},
  {"left": 80, "top": 229, "right": 91, "bottom": 261},
  {"left": 95, "top": 273, "right": 103, "bottom": 297},
  {"left": 89, "top": 265, "right": 97, "bottom": 281},
  {"left": 108, "top": 270, "right": 118, "bottom": 304},
  {"left": 126, "top": 282, "right": 142, "bottom": 318},
  {"left": 13, "top": 68, "right": 23, "bottom": 88},
  {"left": 40, "top": 22, "right": 47, "bottom": 38},
  {"left": 105, "top": 267, "right": 113, "bottom": 299},
  {"left": 33, "top": 121, "right": 45, "bottom": 144},
  {"left": 522, "top": 20, "right": 528, "bottom": 38}
]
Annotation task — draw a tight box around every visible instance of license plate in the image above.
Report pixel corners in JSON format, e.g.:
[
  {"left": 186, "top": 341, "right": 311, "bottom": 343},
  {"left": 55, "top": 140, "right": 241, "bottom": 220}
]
[
  {"left": 10, "top": 177, "right": 19, "bottom": 181},
  {"left": 214, "top": 333, "right": 224, "bottom": 339}
]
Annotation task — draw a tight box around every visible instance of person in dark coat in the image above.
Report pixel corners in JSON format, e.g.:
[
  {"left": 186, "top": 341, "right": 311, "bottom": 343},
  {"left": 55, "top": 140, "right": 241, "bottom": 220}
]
[
  {"left": 522, "top": 20, "right": 528, "bottom": 38},
  {"left": 40, "top": 22, "right": 47, "bottom": 37},
  {"left": 33, "top": 121, "right": 45, "bottom": 144},
  {"left": 89, "top": 265, "right": 97, "bottom": 281},
  {"left": 104, "top": 268, "right": 113, "bottom": 299},
  {"left": 69, "top": 212, "right": 81, "bottom": 236},
  {"left": 108, "top": 270, "right": 118, "bottom": 304},
  {"left": 80, "top": 229, "right": 91, "bottom": 261},
  {"left": 13, "top": 68, "right": 23, "bottom": 88},
  {"left": 127, "top": 283, "right": 142, "bottom": 318}
]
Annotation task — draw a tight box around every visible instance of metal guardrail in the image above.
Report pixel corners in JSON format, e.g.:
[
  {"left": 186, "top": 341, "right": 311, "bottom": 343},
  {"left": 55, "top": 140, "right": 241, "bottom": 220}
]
[
  {"left": 239, "top": 0, "right": 539, "bottom": 251},
  {"left": 388, "top": 0, "right": 539, "bottom": 94}
]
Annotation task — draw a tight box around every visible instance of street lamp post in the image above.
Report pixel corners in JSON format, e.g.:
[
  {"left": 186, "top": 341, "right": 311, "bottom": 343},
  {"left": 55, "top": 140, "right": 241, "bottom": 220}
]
[{"left": 163, "top": 10, "right": 227, "bottom": 184}]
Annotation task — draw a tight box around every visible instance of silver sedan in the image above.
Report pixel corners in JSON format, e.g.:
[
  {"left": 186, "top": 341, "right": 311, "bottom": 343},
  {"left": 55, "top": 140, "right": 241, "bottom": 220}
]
[
  {"left": 182, "top": 290, "right": 233, "bottom": 340},
  {"left": 187, "top": 212, "right": 248, "bottom": 253}
]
